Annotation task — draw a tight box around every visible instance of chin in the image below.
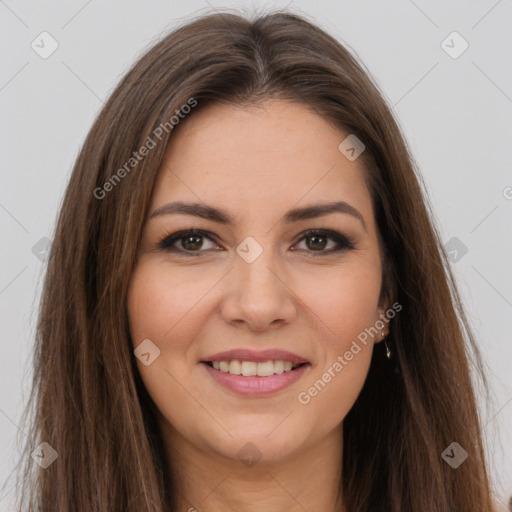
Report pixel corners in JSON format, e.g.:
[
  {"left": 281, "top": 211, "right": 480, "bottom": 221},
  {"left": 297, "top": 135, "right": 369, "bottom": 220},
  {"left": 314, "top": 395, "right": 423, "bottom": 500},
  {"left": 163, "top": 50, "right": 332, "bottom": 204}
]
[{"left": 204, "top": 424, "right": 310, "bottom": 466}]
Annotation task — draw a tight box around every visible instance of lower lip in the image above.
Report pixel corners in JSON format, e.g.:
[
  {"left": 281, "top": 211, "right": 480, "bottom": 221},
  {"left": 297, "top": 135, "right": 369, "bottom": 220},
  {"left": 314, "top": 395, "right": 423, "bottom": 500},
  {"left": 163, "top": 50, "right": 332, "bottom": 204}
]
[{"left": 201, "top": 362, "right": 310, "bottom": 397}]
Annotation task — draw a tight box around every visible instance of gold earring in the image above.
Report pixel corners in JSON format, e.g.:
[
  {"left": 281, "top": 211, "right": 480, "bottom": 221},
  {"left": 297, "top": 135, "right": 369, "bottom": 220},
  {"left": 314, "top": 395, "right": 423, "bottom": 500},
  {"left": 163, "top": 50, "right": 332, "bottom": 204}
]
[{"left": 383, "top": 331, "right": 391, "bottom": 360}]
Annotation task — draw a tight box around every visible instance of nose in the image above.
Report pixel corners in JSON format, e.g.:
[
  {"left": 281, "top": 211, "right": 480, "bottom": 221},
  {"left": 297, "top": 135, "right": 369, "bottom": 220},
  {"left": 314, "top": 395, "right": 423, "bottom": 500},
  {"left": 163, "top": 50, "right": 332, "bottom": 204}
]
[{"left": 220, "top": 246, "right": 297, "bottom": 332}]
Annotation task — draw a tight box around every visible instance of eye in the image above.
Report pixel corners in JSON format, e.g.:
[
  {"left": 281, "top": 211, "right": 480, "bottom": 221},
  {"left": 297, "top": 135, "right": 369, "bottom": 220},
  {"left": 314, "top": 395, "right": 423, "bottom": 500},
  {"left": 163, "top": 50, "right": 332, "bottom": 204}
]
[
  {"left": 293, "top": 229, "right": 355, "bottom": 254},
  {"left": 157, "top": 229, "right": 220, "bottom": 255}
]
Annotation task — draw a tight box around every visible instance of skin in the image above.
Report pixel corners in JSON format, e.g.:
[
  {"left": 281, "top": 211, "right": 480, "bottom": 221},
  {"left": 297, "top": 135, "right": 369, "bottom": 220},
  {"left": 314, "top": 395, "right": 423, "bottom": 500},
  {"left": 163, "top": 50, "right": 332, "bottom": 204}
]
[{"left": 127, "top": 99, "right": 390, "bottom": 512}]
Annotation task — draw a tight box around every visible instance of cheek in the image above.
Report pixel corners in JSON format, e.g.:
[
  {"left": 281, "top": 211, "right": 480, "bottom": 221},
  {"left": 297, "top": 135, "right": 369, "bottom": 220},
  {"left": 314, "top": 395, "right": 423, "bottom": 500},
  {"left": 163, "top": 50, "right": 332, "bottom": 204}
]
[
  {"left": 293, "top": 258, "right": 383, "bottom": 345},
  {"left": 127, "top": 263, "right": 219, "bottom": 352},
  {"left": 126, "top": 263, "right": 212, "bottom": 432},
  {"left": 291, "top": 261, "right": 381, "bottom": 419}
]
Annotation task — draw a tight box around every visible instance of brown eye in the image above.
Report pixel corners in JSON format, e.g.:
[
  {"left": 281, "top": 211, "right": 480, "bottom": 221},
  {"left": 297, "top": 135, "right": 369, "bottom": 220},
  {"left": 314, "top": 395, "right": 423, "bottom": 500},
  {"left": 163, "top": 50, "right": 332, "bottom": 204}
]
[
  {"left": 305, "top": 234, "right": 328, "bottom": 251},
  {"left": 294, "top": 229, "right": 355, "bottom": 254},
  {"left": 158, "top": 230, "right": 219, "bottom": 254},
  {"left": 181, "top": 234, "right": 204, "bottom": 251}
]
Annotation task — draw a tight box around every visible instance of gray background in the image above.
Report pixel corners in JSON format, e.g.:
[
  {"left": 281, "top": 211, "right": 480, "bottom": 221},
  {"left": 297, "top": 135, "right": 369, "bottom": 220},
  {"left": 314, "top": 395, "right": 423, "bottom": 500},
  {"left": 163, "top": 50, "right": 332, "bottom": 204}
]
[{"left": 1, "top": 0, "right": 511, "bottom": 509}]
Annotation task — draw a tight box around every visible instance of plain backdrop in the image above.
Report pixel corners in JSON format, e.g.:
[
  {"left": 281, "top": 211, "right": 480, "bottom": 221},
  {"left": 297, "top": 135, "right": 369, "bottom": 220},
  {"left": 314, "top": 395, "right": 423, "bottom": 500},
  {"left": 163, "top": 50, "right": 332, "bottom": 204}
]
[{"left": 1, "top": 0, "right": 511, "bottom": 509}]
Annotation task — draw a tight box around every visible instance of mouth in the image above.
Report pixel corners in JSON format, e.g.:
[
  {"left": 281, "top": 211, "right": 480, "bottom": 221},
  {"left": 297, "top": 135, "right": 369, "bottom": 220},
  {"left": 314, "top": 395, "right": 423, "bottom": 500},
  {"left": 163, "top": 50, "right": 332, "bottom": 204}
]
[
  {"left": 203, "top": 359, "right": 308, "bottom": 376},
  {"left": 200, "top": 353, "right": 311, "bottom": 396}
]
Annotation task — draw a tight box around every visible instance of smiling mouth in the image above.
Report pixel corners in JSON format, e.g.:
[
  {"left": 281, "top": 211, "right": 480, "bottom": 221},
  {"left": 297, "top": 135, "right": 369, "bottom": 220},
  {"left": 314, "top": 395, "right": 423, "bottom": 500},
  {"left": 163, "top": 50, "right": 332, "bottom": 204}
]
[{"left": 203, "top": 360, "right": 309, "bottom": 377}]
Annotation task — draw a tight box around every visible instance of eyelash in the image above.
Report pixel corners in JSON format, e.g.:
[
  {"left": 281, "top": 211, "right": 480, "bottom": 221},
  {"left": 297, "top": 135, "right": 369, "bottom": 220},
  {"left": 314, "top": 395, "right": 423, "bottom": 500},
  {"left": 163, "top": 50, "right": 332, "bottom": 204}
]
[{"left": 156, "top": 228, "right": 355, "bottom": 257}]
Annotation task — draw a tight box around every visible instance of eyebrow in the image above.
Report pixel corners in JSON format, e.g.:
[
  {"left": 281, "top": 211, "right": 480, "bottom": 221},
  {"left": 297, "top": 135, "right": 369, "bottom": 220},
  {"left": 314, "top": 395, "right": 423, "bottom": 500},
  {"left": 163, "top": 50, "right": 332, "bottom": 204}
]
[{"left": 149, "top": 200, "right": 367, "bottom": 232}]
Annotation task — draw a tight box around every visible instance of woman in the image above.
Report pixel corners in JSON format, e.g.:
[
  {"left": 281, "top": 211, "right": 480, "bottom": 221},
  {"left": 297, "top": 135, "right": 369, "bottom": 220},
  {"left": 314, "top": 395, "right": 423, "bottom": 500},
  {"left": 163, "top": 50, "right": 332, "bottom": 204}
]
[{"left": 14, "top": 10, "right": 497, "bottom": 511}]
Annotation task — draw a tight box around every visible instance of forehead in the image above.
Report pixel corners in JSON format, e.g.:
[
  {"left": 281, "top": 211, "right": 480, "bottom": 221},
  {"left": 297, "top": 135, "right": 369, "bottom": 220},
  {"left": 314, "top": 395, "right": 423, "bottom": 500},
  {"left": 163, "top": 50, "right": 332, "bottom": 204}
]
[{"left": 151, "top": 100, "right": 374, "bottom": 226}]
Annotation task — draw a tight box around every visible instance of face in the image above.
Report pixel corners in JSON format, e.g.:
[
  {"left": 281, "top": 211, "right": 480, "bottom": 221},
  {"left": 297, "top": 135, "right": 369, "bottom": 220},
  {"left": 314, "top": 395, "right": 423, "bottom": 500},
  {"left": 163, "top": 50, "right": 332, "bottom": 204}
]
[{"left": 127, "top": 99, "right": 389, "bottom": 466}]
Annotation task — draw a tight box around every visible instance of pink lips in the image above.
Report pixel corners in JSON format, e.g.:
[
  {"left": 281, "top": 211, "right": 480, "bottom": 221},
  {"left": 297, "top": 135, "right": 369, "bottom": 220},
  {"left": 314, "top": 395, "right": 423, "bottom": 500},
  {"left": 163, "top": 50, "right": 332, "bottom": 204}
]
[
  {"left": 200, "top": 348, "right": 310, "bottom": 397},
  {"left": 202, "top": 348, "right": 309, "bottom": 365}
]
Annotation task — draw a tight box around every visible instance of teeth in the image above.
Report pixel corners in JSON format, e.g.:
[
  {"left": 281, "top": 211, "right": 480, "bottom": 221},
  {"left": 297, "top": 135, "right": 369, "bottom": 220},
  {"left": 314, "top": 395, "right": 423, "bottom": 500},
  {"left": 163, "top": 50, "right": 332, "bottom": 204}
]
[
  {"left": 256, "top": 361, "right": 274, "bottom": 377},
  {"left": 229, "top": 360, "right": 241, "bottom": 375},
  {"left": 241, "top": 361, "right": 257, "bottom": 376},
  {"left": 274, "top": 360, "right": 284, "bottom": 374},
  {"left": 210, "top": 360, "right": 302, "bottom": 376}
]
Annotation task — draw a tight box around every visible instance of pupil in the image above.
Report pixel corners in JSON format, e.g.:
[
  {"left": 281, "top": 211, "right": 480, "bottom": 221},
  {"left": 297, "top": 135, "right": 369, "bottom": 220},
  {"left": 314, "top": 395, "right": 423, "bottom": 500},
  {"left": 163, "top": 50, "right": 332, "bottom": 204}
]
[
  {"left": 307, "top": 235, "right": 326, "bottom": 251},
  {"left": 183, "top": 235, "right": 202, "bottom": 250}
]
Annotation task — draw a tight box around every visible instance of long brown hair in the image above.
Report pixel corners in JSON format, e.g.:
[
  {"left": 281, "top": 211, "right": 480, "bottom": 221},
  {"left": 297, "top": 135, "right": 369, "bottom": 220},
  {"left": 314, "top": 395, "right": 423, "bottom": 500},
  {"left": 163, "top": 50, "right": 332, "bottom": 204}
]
[{"left": 13, "top": 9, "right": 496, "bottom": 511}]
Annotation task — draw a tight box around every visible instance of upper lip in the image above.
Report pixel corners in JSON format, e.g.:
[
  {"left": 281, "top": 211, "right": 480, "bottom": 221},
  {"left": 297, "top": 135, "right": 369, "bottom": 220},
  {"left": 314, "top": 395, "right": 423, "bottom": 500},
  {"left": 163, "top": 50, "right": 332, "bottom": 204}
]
[{"left": 201, "top": 349, "right": 309, "bottom": 365}]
